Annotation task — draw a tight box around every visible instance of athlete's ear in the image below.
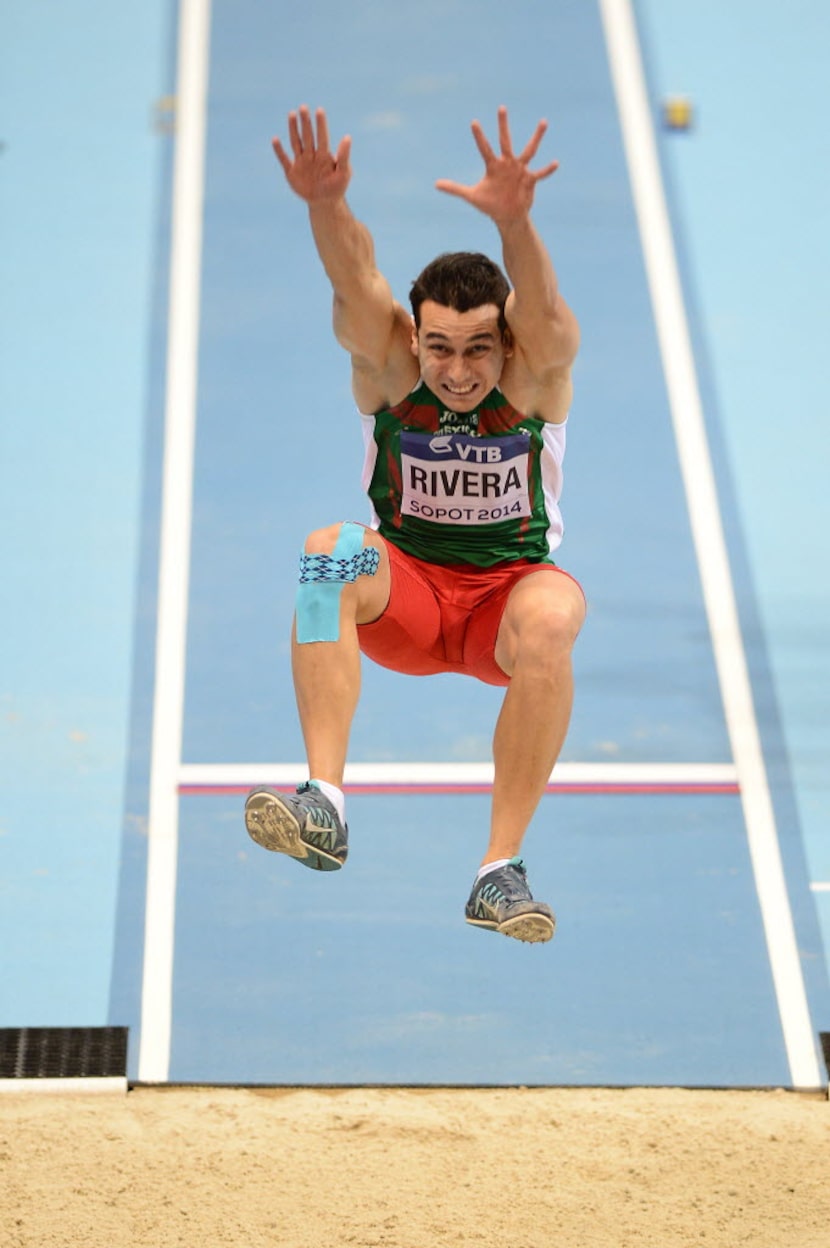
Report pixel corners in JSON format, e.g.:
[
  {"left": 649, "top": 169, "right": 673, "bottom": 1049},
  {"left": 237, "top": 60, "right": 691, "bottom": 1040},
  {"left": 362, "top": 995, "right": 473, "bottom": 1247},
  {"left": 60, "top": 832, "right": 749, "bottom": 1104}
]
[
  {"left": 502, "top": 326, "right": 515, "bottom": 356},
  {"left": 410, "top": 317, "right": 419, "bottom": 357}
]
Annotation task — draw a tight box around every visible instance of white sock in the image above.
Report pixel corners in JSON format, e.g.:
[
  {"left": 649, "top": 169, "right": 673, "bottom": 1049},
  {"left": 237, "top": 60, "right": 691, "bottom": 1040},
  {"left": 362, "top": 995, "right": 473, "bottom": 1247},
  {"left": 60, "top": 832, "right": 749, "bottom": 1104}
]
[
  {"left": 475, "top": 857, "right": 512, "bottom": 883},
  {"left": 309, "top": 778, "right": 346, "bottom": 825}
]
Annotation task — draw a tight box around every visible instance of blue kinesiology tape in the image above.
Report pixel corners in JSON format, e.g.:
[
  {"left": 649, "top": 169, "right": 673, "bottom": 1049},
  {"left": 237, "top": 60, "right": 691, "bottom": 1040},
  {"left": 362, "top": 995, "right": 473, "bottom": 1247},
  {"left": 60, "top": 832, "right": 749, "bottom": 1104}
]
[{"left": 295, "top": 521, "right": 380, "bottom": 643}]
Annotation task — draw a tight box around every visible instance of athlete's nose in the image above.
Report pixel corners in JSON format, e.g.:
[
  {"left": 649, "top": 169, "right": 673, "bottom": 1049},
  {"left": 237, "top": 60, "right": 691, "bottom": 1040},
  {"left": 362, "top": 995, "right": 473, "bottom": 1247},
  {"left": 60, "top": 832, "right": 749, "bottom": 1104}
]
[{"left": 446, "top": 354, "right": 471, "bottom": 383}]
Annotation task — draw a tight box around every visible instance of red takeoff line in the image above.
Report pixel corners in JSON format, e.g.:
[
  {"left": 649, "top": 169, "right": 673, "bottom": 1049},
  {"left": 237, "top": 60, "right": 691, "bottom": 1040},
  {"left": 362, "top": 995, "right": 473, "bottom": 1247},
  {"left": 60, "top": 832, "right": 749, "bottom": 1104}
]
[{"left": 178, "top": 781, "right": 740, "bottom": 797}]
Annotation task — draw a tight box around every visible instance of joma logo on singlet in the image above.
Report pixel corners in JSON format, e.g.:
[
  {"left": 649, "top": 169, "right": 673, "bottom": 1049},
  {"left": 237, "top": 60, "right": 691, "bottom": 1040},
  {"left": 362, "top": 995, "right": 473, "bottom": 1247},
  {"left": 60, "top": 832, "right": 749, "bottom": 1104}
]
[{"left": 438, "top": 411, "right": 478, "bottom": 434}]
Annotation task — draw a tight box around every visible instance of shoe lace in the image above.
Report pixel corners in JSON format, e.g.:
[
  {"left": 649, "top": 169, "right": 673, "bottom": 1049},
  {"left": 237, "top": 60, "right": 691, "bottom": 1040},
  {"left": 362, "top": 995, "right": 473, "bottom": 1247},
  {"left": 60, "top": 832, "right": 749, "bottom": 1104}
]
[
  {"left": 296, "top": 782, "right": 338, "bottom": 829},
  {"left": 481, "top": 859, "right": 531, "bottom": 903}
]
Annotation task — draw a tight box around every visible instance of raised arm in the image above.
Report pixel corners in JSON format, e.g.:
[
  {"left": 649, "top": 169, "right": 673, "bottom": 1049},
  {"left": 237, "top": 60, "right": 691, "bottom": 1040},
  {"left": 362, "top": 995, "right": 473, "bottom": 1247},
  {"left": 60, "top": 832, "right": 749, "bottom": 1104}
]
[
  {"left": 273, "top": 106, "right": 415, "bottom": 411},
  {"left": 436, "top": 107, "right": 579, "bottom": 404}
]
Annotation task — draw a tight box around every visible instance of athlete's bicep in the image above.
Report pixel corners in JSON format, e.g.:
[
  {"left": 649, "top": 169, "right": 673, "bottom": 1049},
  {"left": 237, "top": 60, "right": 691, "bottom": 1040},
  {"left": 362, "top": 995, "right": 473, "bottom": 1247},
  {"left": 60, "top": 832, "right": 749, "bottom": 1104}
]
[
  {"left": 332, "top": 277, "right": 404, "bottom": 364},
  {"left": 504, "top": 289, "right": 580, "bottom": 378},
  {"left": 345, "top": 303, "right": 419, "bottom": 415}
]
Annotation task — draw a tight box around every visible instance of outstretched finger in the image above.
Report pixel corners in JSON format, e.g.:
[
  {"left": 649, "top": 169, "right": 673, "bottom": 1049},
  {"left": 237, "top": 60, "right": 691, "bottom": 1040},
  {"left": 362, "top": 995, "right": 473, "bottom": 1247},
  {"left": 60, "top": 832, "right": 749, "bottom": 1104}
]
[
  {"left": 272, "top": 136, "right": 293, "bottom": 176},
  {"left": 497, "top": 105, "right": 514, "bottom": 158},
  {"left": 286, "top": 110, "right": 303, "bottom": 158},
  {"left": 334, "top": 134, "right": 352, "bottom": 171},
  {"left": 532, "top": 159, "right": 560, "bottom": 182},
  {"left": 299, "top": 104, "right": 315, "bottom": 152},
  {"left": 315, "top": 107, "right": 331, "bottom": 156},
  {"left": 435, "top": 178, "right": 475, "bottom": 203},
  {"left": 470, "top": 120, "right": 496, "bottom": 165},
  {"left": 518, "top": 119, "right": 548, "bottom": 165}
]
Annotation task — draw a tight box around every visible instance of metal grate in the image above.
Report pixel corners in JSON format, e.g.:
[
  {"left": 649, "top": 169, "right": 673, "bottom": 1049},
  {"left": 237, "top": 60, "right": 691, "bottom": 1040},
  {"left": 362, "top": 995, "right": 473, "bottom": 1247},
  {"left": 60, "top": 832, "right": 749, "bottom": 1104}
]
[{"left": 0, "top": 1027, "right": 128, "bottom": 1080}]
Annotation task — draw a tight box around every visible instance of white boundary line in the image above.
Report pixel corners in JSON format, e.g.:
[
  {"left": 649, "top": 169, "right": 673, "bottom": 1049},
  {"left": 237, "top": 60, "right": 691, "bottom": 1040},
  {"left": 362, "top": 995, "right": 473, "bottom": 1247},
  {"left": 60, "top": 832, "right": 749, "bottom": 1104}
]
[
  {"left": 0, "top": 1077, "right": 128, "bottom": 1096},
  {"left": 138, "top": 0, "right": 212, "bottom": 1085},
  {"left": 599, "top": 0, "right": 821, "bottom": 1087},
  {"left": 178, "top": 761, "right": 739, "bottom": 788}
]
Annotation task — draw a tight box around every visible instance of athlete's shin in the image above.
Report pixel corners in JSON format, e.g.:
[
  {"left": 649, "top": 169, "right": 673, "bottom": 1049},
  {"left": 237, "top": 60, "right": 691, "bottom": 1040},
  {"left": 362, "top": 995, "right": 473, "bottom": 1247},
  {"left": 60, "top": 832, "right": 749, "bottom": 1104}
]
[
  {"left": 291, "top": 614, "right": 361, "bottom": 788},
  {"left": 486, "top": 580, "right": 584, "bottom": 865},
  {"left": 486, "top": 653, "right": 575, "bottom": 863}
]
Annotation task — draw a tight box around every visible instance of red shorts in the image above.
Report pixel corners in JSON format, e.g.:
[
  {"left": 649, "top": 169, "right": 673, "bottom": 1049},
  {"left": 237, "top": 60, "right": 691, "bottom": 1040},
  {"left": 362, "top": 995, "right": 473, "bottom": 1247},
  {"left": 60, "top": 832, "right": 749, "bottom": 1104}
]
[{"left": 357, "top": 541, "right": 583, "bottom": 688}]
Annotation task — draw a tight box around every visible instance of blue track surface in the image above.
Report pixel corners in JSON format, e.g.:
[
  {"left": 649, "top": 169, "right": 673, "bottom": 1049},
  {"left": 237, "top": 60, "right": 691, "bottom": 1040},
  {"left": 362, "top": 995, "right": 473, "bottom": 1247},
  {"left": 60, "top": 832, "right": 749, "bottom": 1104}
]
[
  {"left": 166, "top": 791, "right": 784, "bottom": 1086},
  {"left": 2, "top": 0, "right": 828, "bottom": 1087}
]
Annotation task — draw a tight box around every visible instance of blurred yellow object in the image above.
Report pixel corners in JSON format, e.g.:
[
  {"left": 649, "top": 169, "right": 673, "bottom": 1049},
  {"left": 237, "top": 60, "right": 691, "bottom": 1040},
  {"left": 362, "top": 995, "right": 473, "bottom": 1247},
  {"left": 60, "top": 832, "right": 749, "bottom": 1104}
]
[{"left": 662, "top": 96, "right": 694, "bottom": 131}]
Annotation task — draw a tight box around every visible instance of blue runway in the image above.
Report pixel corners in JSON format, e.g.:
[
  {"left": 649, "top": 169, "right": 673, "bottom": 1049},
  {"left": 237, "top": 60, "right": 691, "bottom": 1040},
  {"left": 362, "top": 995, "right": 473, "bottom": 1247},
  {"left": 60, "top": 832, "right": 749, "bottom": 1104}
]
[
  {"left": 162, "top": 790, "right": 783, "bottom": 1086},
  {"left": 2, "top": 0, "right": 828, "bottom": 1088}
]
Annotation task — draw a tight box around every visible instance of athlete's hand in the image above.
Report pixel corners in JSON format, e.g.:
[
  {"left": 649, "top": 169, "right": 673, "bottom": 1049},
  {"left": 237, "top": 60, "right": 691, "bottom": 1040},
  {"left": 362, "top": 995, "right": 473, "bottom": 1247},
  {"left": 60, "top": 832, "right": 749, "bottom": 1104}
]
[
  {"left": 272, "top": 105, "right": 352, "bottom": 202},
  {"left": 435, "top": 106, "right": 559, "bottom": 226}
]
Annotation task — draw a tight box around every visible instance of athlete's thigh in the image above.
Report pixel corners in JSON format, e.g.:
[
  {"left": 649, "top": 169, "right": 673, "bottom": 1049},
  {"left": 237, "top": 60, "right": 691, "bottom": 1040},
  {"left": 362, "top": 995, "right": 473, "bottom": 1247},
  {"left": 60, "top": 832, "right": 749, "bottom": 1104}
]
[
  {"left": 352, "top": 526, "right": 393, "bottom": 625},
  {"left": 357, "top": 541, "right": 446, "bottom": 667},
  {"left": 493, "top": 566, "right": 586, "bottom": 676}
]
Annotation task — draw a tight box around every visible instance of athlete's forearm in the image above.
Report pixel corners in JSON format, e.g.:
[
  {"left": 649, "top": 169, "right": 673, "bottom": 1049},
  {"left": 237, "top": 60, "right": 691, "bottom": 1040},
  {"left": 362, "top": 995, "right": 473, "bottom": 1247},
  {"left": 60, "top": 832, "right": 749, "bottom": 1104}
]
[
  {"left": 308, "top": 196, "right": 397, "bottom": 361},
  {"left": 498, "top": 213, "right": 561, "bottom": 320},
  {"left": 308, "top": 197, "right": 379, "bottom": 297},
  {"left": 499, "top": 213, "right": 578, "bottom": 368}
]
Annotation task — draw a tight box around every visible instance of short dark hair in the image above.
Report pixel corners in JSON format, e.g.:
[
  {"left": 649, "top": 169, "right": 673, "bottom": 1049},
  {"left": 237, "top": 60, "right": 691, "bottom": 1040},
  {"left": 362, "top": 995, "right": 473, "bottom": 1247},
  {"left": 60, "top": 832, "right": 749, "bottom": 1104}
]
[{"left": 409, "top": 252, "right": 511, "bottom": 333}]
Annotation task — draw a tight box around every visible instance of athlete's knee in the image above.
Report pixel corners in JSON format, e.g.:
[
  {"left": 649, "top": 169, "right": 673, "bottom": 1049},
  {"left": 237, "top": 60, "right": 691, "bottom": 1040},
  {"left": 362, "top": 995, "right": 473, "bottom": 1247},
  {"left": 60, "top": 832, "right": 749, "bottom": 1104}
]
[
  {"left": 303, "top": 523, "right": 346, "bottom": 556},
  {"left": 295, "top": 521, "right": 381, "bottom": 644},
  {"left": 526, "top": 601, "right": 581, "bottom": 655},
  {"left": 510, "top": 583, "right": 585, "bottom": 665}
]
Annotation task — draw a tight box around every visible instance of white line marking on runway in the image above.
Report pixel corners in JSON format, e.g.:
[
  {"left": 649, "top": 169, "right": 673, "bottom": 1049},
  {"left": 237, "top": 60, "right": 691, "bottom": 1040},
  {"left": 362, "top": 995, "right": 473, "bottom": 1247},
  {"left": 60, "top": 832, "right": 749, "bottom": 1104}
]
[
  {"left": 138, "top": 0, "right": 212, "bottom": 1085},
  {"left": 599, "top": 0, "right": 822, "bottom": 1089},
  {"left": 178, "top": 761, "right": 739, "bottom": 789},
  {"left": 0, "top": 1078, "right": 129, "bottom": 1096}
]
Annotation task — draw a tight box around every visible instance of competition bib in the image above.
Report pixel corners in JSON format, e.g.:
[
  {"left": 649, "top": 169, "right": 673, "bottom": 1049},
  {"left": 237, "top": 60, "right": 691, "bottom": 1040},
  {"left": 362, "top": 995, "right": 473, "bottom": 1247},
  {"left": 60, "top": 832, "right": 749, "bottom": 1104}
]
[{"left": 400, "top": 430, "right": 531, "bottom": 526}]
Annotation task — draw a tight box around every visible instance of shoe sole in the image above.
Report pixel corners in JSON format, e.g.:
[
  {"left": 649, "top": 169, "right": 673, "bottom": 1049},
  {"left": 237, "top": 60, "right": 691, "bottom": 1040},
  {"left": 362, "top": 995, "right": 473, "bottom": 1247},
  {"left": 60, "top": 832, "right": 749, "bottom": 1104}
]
[
  {"left": 244, "top": 790, "right": 344, "bottom": 871},
  {"left": 466, "top": 912, "right": 555, "bottom": 944}
]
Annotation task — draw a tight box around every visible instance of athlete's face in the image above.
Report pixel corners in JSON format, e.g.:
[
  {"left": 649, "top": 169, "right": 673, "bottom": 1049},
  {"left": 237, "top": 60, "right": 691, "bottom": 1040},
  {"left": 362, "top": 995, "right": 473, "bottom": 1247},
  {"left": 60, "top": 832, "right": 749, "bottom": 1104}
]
[{"left": 411, "top": 301, "right": 512, "bottom": 413}]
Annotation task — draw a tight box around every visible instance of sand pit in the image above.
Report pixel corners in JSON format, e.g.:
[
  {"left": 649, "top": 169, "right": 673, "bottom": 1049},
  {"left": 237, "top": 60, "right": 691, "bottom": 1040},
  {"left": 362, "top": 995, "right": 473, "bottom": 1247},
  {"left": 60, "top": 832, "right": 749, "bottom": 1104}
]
[{"left": 2, "top": 1084, "right": 828, "bottom": 1246}]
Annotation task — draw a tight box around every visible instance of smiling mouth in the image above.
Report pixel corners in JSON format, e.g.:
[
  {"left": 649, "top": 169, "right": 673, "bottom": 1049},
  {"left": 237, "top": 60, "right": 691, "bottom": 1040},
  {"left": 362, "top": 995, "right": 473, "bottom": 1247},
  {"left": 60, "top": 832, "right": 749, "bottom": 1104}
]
[{"left": 444, "top": 382, "right": 477, "bottom": 396}]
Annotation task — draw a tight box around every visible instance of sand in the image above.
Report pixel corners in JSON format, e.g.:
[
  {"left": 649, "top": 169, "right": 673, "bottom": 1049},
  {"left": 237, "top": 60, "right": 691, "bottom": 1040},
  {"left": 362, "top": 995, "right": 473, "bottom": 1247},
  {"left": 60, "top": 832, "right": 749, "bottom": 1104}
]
[{"left": 2, "top": 1084, "right": 828, "bottom": 1247}]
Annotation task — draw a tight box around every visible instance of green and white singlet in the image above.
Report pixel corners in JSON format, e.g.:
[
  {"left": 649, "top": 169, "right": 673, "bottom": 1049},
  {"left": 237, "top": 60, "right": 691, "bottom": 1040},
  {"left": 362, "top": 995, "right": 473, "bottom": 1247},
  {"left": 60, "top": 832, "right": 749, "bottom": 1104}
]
[{"left": 360, "top": 380, "right": 567, "bottom": 567}]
